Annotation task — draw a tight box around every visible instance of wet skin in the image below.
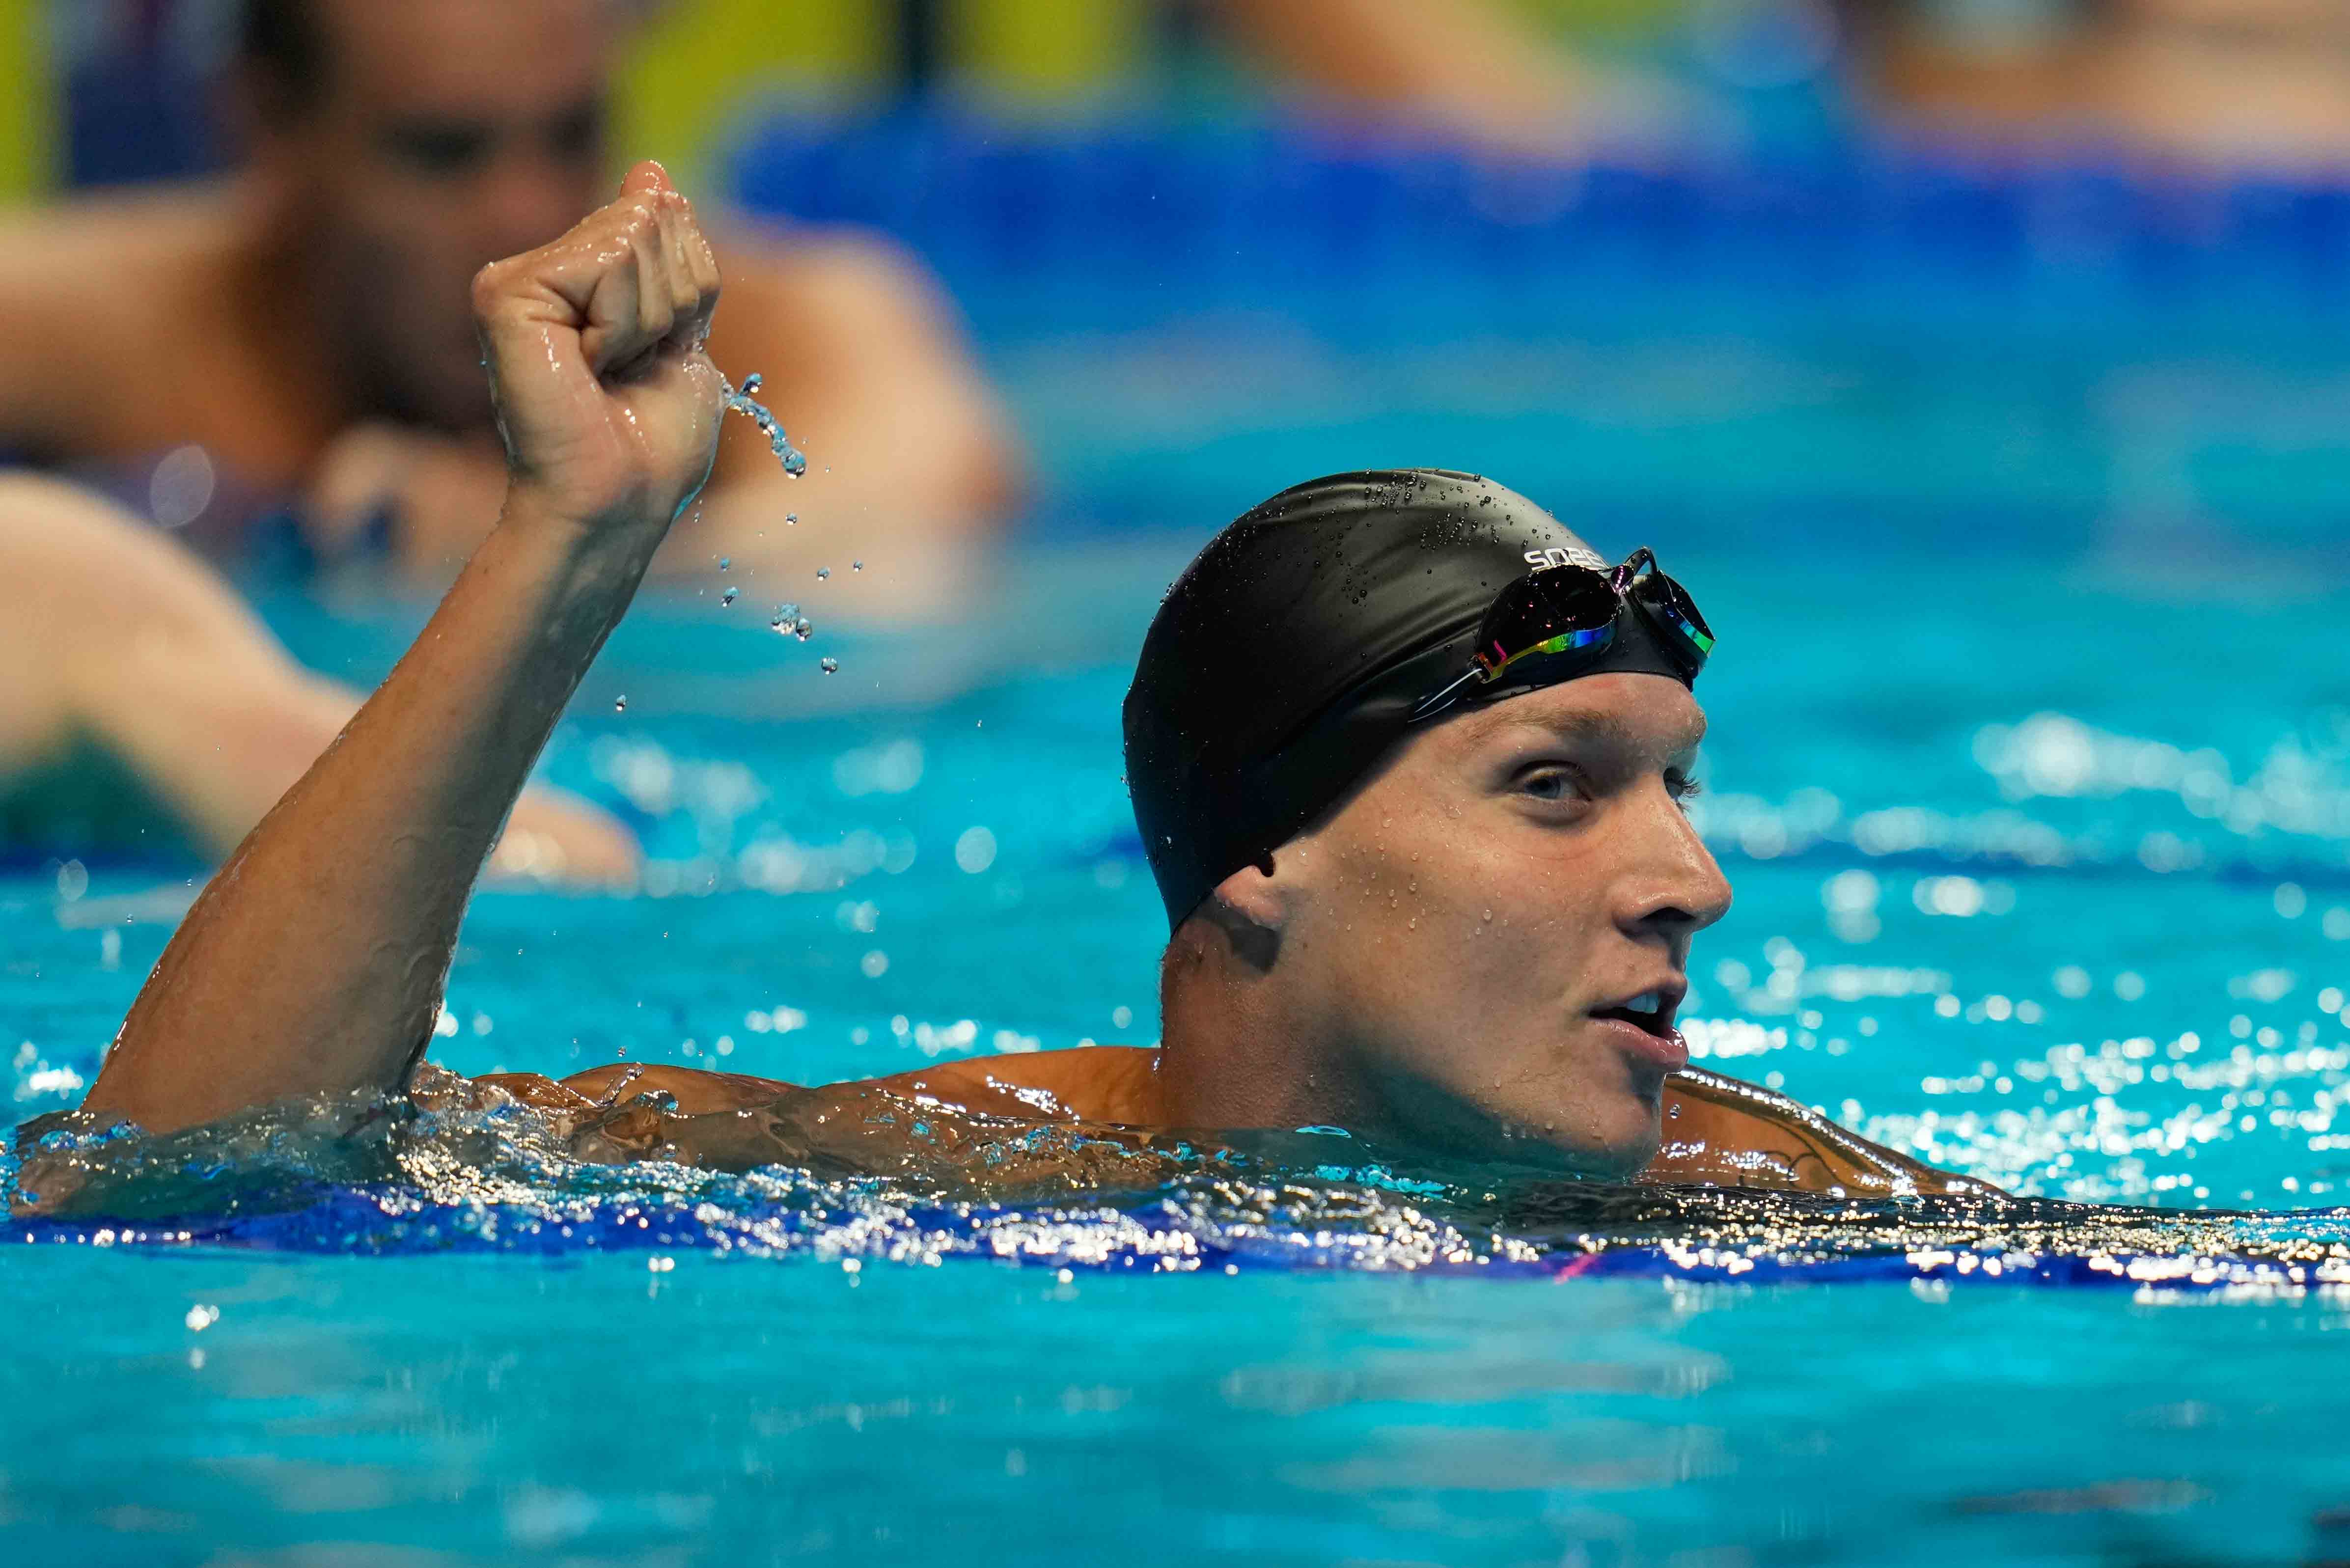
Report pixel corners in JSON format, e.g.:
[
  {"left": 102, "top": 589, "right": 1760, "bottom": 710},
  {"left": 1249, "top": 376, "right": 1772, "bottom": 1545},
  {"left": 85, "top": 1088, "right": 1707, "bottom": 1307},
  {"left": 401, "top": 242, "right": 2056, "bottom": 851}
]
[{"left": 467, "top": 1057, "right": 1972, "bottom": 1199}]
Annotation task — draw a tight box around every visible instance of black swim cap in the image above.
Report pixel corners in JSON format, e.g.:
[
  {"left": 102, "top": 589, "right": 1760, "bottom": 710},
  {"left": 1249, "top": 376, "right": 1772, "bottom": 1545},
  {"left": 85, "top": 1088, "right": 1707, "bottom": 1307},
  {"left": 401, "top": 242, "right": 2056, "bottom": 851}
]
[{"left": 1123, "top": 469, "right": 1692, "bottom": 931}]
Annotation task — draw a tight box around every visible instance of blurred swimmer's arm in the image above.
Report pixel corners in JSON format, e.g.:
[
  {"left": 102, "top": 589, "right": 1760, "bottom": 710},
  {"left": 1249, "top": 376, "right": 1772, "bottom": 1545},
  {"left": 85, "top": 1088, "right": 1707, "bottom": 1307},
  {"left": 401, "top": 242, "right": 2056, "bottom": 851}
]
[
  {"left": 1203, "top": 0, "right": 1615, "bottom": 157},
  {"left": 0, "top": 472, "right": 636, "bottom": 883},
  {"left": 1645, "top": 1068, "right": 2003, "bottom": 1198},
  {"left": 78, "top": 162, "right": 722, "bottom": 1139},
  {"left": 658, "top": 228, "right": 1026, "bottom": 606}
]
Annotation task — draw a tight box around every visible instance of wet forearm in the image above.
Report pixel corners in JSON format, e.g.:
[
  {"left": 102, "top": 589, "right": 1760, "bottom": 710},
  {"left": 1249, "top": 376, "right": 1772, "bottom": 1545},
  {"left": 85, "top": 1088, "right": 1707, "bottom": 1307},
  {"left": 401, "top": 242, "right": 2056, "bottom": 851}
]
[{"left": 83, "top": 493, "right": 664, "bottom": 1134}]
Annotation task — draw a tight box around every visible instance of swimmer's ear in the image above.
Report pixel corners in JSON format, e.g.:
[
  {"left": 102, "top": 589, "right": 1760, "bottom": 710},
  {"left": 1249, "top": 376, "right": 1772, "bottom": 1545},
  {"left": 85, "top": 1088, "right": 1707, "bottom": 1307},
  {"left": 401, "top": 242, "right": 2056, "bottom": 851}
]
[{"left": 1208, "top": 852, "right": 1288, "bottom": 939}]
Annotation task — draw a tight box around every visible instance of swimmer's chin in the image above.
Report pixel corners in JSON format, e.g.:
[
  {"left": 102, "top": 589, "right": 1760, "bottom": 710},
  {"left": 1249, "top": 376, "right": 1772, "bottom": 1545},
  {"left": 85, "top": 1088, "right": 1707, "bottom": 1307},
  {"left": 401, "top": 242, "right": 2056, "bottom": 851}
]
[{"left": 1508, "top": 1096, "right": 1667, "bottom": 1183}]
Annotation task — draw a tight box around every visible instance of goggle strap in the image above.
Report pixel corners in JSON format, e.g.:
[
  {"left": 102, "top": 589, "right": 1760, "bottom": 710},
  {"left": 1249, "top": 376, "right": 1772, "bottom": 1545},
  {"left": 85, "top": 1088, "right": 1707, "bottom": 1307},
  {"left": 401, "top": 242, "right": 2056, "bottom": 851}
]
[{"left": 1409, "top": 665, "right": 1485, "bottom": 723}]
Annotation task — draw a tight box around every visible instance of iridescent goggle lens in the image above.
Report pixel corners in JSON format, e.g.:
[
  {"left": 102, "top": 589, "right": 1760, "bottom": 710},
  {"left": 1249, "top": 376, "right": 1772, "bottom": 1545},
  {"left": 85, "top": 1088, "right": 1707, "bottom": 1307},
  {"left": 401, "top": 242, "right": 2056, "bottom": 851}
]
[{"left": 1470, "top": 568, "right": 1622, "bottom": 684}]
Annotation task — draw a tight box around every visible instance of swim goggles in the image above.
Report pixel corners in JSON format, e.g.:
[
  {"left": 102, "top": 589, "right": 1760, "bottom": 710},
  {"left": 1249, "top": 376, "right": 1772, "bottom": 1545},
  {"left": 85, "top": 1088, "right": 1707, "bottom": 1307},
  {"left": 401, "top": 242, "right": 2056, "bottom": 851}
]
[{"left": 1410, "top": 548, "right": 1714, "bottom": 722}]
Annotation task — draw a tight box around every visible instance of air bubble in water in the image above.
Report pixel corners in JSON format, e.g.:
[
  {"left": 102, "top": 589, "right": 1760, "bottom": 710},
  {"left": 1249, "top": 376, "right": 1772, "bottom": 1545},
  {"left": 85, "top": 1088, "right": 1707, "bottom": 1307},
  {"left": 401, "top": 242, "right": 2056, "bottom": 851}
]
[
  {"left": 820, "top": 658, "right": 839, "bottom": 674},
  {"left": 718, "top": 371, "right": 808, "bottom": 477}
]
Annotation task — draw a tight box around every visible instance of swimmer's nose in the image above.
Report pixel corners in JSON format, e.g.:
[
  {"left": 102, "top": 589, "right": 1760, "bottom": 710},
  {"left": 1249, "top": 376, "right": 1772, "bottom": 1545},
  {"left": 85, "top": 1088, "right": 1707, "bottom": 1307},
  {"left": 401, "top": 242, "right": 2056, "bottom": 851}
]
[{"left": 1615, "top": 780, "right": 1732, "bottom": 944}]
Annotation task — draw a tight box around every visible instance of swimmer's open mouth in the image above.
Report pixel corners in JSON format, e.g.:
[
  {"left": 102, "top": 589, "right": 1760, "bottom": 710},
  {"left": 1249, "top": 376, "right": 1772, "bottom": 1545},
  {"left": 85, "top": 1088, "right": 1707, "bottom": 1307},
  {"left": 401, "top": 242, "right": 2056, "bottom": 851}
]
[{"left": 1590, "top": 985, "right": 1685, "bottom": 1040}]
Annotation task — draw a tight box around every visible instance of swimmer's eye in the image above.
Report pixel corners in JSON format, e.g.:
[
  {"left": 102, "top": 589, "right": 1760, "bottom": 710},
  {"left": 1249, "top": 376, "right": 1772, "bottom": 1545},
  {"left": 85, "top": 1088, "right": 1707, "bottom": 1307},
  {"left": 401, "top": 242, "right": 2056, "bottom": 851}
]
[
  {"left": 546, "top": 101, "right": 608, "bottom": 164},
  {"left": 382, "top": 122, "right": 493, "bottom": 177},
  {"left": 1665, "top": 769, "right": 1704, "bottom": 808},
  {"left": 1513, "top": 765, "right": 1585, "bottom": 805}
]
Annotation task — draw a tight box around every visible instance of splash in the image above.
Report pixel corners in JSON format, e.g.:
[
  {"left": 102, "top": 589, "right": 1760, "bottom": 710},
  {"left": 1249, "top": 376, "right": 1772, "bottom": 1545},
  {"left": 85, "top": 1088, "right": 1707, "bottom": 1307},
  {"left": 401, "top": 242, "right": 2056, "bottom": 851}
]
[{"left": 718, "top": 372, "right": 807, "bottom": 477}]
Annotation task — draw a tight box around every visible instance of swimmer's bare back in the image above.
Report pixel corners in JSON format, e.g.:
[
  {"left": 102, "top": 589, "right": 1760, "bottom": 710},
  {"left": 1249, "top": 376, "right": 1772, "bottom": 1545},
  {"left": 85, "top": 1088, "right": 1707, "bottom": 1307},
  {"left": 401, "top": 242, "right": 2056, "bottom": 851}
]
[{"left": 459, "top": 1052, "right": 1981, "bottom": 1200}]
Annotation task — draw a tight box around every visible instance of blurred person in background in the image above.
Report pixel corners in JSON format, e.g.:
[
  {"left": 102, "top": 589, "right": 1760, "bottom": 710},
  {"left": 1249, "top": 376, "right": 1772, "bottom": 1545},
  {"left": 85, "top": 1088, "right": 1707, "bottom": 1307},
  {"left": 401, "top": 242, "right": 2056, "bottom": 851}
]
[
  {"left": 1208, "top": 0, "right": 2350, "bottom": 171},
  {"left": 0, "top": 0, "right": 1020, "bottom": 596},
  {"left": 1839, "top": 0, "right": 2350, "bottom": 169}
]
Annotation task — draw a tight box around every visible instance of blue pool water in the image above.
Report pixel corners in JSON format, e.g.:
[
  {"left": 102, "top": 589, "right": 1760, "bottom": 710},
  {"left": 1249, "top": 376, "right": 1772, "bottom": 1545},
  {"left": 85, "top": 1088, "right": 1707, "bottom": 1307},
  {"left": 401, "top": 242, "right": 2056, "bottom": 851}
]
[{"left": 6, "top": 516, "right": 2350, "bottom": 1563}]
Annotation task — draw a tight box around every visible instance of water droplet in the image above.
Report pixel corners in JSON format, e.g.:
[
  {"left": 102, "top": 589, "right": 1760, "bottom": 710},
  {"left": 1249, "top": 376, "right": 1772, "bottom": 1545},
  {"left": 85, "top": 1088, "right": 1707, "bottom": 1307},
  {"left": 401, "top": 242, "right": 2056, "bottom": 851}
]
[
  {"left": 794, "top": 617, "right": 813, "bottom": 641},
  {"left": 815, "top": 567, "right": 829, "bottom": 580},
  {"left": 820, "top": 657, "right": 839, "bottom": 674},
  {"left": 613, "top": 695, "right": 627, "bottom": 713},
  {"left": 717, "top": 556, "right": 730, "bottom": 571},
  {"left": 720, "top": 587, "right": 737, "bottom": 606},
  {"left": 785, "top": 513, "right": 797, "bottom": 525},
  {"left": 852, "top": 561, "right": 863, "bottom": 572},
  {"left": 719, "top": 372, "right": 808, "bottom": 476}
]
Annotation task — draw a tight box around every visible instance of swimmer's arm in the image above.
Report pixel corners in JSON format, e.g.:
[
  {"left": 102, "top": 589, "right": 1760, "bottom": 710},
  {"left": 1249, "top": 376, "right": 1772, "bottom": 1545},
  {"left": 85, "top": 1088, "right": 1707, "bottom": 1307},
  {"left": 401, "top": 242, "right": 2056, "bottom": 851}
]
[
  {"left": 0, "top": 473, "right": 635, "bottom": 880},
  {"left": 77, "top": 164, "right": 721, "bottom": 1139},
  {"left": 1203, "top": 0, "right": 1607, "bottom": 157}
]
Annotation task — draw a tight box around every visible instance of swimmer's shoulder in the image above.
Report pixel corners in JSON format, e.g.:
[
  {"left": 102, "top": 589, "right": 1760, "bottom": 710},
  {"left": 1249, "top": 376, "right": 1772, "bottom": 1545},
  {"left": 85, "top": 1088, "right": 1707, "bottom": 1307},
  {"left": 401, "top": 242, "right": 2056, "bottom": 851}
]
[
  {"left": 0, "top": 183, "right": 256, "bottom": 455},
  {"left": 476, "top": 1045, "right": 1159, "bottom": 1125},
  {"left": 706, "top": 215, "right": 942, "bottom": 335},
  {"left": 864, "top": 1045, "right": 1162, "bottom": 1124},
  {"left": 466, "top": 1063, "right": 802, "bottom": 1116},
  {"left": 1646, "top": 1065, "right": 2001, "bottom": 1198}
]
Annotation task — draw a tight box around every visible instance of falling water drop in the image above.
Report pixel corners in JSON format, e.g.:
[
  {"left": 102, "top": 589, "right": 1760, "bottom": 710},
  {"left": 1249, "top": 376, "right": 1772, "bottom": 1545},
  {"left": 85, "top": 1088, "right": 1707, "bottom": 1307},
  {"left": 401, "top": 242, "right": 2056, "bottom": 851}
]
[
  {"left": 785, "top": 513, "right": 797, "bottom": 526},
  {"left": 613, "top": 695, "right": 627, "bottom": 713},
  {"left": 718, "top": 371, "right": 808, "bottom": 476},
  {"left": 717, "top": 556, "right": 730, "bottom": 571},
  {"left": 816, "top": 567, "right": 830, "bottom": 581},
  {"left": 794, "top": 617, "right": 813, "bottom": 641},
  {"left": 852, "top": 561, "right": 863, "bottom": 572},
  {"left": 720, "top": 587, "right": 737, "bottom": 606},
  {"left": 820, "top": 657, "right": 839, "bottom": 674}
]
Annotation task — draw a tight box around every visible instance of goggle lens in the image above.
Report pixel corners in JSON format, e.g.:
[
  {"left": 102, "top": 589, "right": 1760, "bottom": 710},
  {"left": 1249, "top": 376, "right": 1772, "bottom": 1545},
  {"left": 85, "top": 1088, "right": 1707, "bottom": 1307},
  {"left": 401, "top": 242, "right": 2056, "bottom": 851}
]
[
  {"left": 1626, "top": 565, "right": 1714, "bottom": 672},
  {"left": 1472, "top": 569, "right": 1620, "bottom": 681}
]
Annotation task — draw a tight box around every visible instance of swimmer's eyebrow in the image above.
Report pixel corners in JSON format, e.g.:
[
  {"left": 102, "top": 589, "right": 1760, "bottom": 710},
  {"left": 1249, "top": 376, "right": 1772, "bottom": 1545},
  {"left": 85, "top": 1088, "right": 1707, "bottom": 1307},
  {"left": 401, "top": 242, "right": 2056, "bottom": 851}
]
[{"left": 1463, "top": 705, "right": 1706, "bottom": 760}]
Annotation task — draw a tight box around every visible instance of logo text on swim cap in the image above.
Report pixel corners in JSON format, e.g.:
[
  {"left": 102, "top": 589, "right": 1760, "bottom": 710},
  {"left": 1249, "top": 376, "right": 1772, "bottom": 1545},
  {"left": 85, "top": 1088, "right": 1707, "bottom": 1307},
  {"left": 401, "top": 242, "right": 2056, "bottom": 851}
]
[{"left": 1524, "top": 546, "right": 1606, "bottom": 571}]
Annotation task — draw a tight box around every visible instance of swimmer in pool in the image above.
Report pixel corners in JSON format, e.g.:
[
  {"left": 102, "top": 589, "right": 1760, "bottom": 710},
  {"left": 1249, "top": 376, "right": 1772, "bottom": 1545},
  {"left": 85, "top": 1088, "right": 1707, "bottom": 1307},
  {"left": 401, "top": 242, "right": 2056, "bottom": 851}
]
[
  {"left": 23, "top": 163, "right": 1991, "bottom": 1210},
  {"left": 0, "top": 0, "right": 1018, "bottom": 597}
]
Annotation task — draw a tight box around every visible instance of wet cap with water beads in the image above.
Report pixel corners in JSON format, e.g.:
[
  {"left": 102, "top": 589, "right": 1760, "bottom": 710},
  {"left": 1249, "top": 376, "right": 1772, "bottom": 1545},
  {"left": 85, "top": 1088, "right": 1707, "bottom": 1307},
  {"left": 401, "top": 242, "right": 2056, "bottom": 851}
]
[{"left": 1123, "top": 469, "right": 1702, "bottom": 931}]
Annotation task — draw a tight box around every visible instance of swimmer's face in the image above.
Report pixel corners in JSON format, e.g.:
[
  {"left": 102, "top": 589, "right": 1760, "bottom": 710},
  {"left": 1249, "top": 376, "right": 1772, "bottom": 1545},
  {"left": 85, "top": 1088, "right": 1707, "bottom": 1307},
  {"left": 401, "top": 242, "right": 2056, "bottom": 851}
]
[
  {"left": 246, "top": 0, "right": 611, "bottom": 430},
  {"left": 1272, "top": 674, "right": 1730, "bottom": 1177}
]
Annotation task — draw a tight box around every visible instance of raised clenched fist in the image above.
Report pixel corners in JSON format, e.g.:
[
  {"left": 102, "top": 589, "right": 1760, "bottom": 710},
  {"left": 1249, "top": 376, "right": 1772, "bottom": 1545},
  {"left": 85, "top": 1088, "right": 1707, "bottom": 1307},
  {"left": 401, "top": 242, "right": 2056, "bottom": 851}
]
[{"left": 470, "top": 160, "right": 724, "bottom": 536}]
